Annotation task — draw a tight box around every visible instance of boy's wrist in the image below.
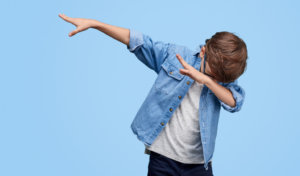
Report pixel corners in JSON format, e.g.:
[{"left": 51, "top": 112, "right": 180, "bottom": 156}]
[
  {"left": 90, "top": 20, "right": 102, "bottom": 29},
  {"left": 203, "top": 76, "right": 213, "bottom": 86},
  {"left": 204, "top": 77, "right": 218, "bottom": 87}
]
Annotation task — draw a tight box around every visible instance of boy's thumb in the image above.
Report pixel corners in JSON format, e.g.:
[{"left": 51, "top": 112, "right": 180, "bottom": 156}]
[
  {"left": 69, "top": 28, "right": 80, "bottom": 37},
  {"left": 179, "top": 69, "right": 188, "bottom": 75}
]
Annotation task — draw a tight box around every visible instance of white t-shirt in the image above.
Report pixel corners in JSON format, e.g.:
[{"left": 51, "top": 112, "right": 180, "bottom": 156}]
[{"left": 145, "top": 80, "right": 210, "bottom": 164}]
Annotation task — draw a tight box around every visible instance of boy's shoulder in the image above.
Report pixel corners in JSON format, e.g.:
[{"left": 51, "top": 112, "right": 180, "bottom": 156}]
[
  {"left": 166, "top": 43, "right": 204, "bottom": 67},
  {"left": 170, "top": 43, "right": 204, "bottom": 56}
]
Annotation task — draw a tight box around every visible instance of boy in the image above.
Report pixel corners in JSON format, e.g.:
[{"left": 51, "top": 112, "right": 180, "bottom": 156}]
[{"left": 59, "top": 14, "right": 247, "bottom": 176}]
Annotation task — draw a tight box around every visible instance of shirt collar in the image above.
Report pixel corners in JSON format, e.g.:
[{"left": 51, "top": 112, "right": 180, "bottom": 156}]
[{"left": 192, "top": 44, "right": 205, "bottom": 56}]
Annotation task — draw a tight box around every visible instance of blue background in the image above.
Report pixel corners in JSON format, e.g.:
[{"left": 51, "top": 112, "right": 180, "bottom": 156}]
[{"left": 1, "top": 0, "right": 299, "bottom": 175}]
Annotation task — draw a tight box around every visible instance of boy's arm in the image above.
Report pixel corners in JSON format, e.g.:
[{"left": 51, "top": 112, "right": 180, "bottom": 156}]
[
  {"left": 59, "top": 13, "right": 130, "bottom": 44},
  {"left": 174, "top": 53, "right": 245, "bottom": 113},
  {"left": 91, "top": 20, "right": 130, "bottom": 46},
  {"left": 93, "top": 20, "right": 171, "bottom": 73},
  {"left": 205, "top": 79, "right": 245, "bottom": 113},
  {"left": 125, "top": 29, "right": 171, "bottom": 74},
  {"left": 59, "top": 14, "right": 171, "bottom": 74}
]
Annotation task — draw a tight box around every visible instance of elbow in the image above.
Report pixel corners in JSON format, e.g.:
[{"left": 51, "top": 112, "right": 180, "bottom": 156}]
[
  {"left": 225, "top": 86, "right": 245, "bottom": 113},
  {"left": 228, "top": 98, "right": 236, "bottom": 108},
  {"left": 220, "top": 97, "right": 244, "bottom": 113}
]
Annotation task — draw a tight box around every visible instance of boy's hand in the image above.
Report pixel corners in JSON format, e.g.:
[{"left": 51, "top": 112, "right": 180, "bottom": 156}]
[
  {"left": 176, "top": 54, "right": 215, "bottom": 85},
  {"left": 58, "top": 14, "right": 96, "bottom": 37}
]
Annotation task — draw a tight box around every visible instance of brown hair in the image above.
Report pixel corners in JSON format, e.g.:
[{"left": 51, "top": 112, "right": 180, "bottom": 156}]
[{"left": 205, "top": 31, "right": 248, "bottom": 83}]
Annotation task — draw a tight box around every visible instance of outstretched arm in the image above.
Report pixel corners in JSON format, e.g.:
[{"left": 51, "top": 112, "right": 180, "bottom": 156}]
[
  {"left": 59, "top": 14, "right": 172, "bottom": 74},
  {"left": 58, "top": 14, "right": 130, "bottom": 46}
]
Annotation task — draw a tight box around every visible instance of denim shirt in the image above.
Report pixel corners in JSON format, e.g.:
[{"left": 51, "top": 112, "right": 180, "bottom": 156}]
[{"left": 126, "top": 29, "right": 246, "bottom": 170}]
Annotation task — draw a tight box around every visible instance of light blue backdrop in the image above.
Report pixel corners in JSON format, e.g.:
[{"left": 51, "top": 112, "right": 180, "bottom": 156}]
[{"left": 1, "top": 0, "right": 299, "bottom": 175}]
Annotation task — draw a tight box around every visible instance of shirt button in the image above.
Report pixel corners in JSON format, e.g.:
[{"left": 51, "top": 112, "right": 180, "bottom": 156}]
[
  {"left": 178, "top": 96, "right": 182, "bottom": 99},
  {"left": 161, "top": 122, "right": 164, "bottom": 126},
  {"left": 187, "top": 81, "right": 190, "bottom": 85},
  {"left": 202, "top": 108, "right": 203, "bottom": 110},
  {"left": 170, "top": 108, "right": 173, "bottom": 112},
  {"left": 170, "top": 71, "right": 173, "bottom": 74}
]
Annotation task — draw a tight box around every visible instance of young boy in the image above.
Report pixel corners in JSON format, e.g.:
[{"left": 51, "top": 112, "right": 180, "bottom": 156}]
[{"left": 59, "top": 14, "right": 247, "bottom": 176}]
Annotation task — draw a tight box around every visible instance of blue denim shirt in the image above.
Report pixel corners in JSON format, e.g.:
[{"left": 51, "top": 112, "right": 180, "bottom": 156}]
[{"left": 127, "top": 29, "right": 246, "bottom": 170}]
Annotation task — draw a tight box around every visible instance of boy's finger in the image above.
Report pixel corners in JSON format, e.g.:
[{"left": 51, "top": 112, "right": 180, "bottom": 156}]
[
  {"left": 69, "top": 28, "right": 80, "bottom": 37},
  {"left": 59, "top": 14, "right": 74, "bottom": 24},
  {"left": 176, "top": 54, "right": 190, "bottom": 69},
  {"left": 179, "top": 68, "right": 189, "bottom": 76}
]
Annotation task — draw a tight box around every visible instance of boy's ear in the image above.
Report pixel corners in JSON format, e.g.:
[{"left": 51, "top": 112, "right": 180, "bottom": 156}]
[{"left": 200, "top": 46, "right": 206, "bottom": 58}]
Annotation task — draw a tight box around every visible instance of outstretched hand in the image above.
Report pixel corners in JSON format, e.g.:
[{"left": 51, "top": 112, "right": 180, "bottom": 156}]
[
  {"left": 58, "top": 14, "right": 96, "bottom": 37},
  {"left": 176, "top": 54, "right": 215, "bottom": 84}
]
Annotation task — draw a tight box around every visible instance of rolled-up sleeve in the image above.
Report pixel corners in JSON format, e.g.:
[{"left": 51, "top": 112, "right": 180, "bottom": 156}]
[
  {"left": 127, "top": 29, "right": 171, "bottom": 74},
  {"left": 218, "top": 79, "right": 245, "bottom": 113}
]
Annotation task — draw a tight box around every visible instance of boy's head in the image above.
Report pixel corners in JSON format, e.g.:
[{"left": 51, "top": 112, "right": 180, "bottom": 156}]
[{"left": 199, "top": 31, "right": 248, "bottom": 83}]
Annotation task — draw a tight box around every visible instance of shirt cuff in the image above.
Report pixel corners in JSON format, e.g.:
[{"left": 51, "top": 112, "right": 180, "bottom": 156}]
[
  {"left": 127, "top": 29, "right": 144, "bottom": 52},
  {"left": 220, "top": 85, "right": 244, "bottom": 113}
]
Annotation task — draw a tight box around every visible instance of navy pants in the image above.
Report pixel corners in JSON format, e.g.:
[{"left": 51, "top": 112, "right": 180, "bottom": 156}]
[{"left": 147, "top": 151, "right": 214, "bottom": 176}]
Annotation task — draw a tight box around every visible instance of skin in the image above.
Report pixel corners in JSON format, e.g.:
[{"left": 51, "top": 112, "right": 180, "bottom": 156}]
[{"left": 58, "top": 13, "right": 236, "bottom": 108}]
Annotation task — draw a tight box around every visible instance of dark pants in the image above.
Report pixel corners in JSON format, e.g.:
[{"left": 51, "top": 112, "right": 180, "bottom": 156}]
[{"left": 147, "top": 151, "right": 214, "bottom": 176}]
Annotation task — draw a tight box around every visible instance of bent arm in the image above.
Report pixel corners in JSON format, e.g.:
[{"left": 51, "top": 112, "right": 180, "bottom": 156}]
[
  {"left": 91, "top": 20, "right": 130, "bottom": 46},
  {"left": 205, "top": 79, "right": 245, "bottom": 113},
  {"left": 205, "top": 79, "right": 236, "bottom": 107}
]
